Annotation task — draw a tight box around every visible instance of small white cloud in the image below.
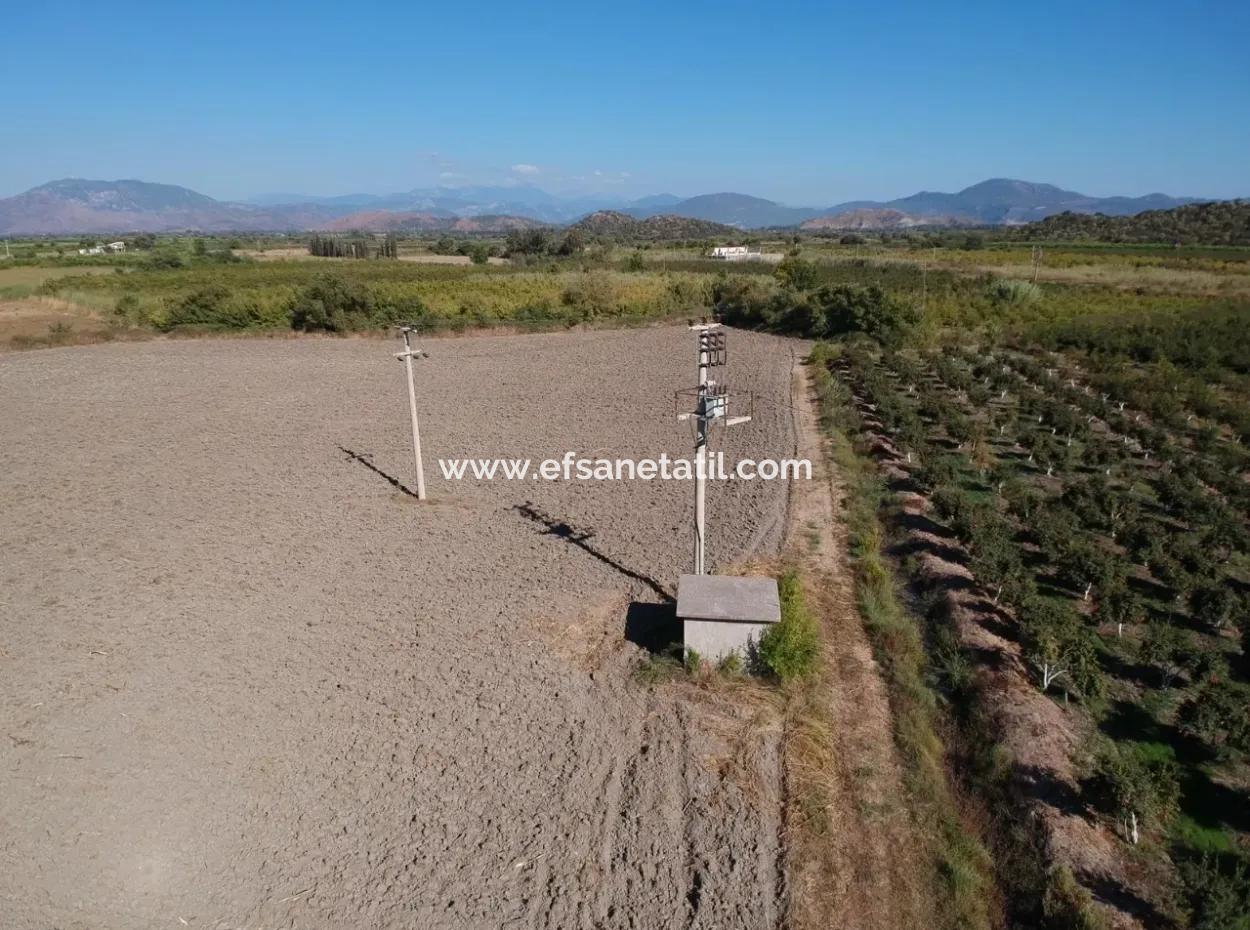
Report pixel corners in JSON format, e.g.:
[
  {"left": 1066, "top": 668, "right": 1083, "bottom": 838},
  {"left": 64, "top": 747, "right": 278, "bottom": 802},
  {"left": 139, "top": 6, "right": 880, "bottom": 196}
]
[
  {"left": 593, "top": 169, "right": 603, "bottom": 177},
  {"left": 440, "top": 171, "right": 465, "bottom": 179},
  {"left": 511, "top": 163, "right": 540, "bottom": 176}
]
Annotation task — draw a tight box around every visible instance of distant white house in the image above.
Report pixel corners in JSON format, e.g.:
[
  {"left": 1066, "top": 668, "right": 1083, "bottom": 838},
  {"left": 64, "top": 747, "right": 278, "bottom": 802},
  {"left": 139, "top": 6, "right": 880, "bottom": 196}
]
[
  {"left": 76, "top": 241, "right": 126, "bottom": 256},
  {"left": 710, "top": 245, "right": 758, "bottom": 261}
]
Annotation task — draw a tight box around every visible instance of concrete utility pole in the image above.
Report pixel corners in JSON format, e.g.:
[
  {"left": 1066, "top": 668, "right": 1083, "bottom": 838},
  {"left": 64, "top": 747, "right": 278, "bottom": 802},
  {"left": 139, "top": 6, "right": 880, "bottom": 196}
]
[
  {"left": 394, "top": 323, "right": 429, "bottom": 500},
  {"left": 678, "top": 321, "right": 751, "bottom": 575}
]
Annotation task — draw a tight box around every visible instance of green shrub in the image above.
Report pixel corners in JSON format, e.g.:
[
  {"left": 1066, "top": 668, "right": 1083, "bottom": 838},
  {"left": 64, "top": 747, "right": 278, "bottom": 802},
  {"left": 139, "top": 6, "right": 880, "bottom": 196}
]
[
  {"left": 758, "top": 570, "right": 820, "bottom": 680},
  {"left": 683, "top": 646, "right": 703, "bottom": 674},
  {"left": 988, "top": 278, "right": 1042, "bottom": 307},
  {"left": 1088, "top": 740, "right": 1181, "bottom": 843},
  {"left": 1178, "top": 854, "right": 1250, "bottom": 930},
  {"left": 114, "top": 293, "right": 139, "bottom": 318},
  {"left": 559, "top": 271, "right": 622, "bottom": 319},
  {"left": 1176, "top": 678, "right": 1250, "bottom": 759},
  {"left": 1042, "top": 865, "right": 1109, "bottom": 930},
  {"left": 289, "top": 273, "right": 408, "bottom": 332},
  {"left": 774, "top": 254, "right": 820, "bottom": 290},
  {"left": 817, "top": 284, "right": 920, "bottom": 347},
  {"left": 163, "top": 285, "right": 233, "bottom": 330},
  {"left": 1180, "top": 855, "right": 1250, "bottom": 930}
]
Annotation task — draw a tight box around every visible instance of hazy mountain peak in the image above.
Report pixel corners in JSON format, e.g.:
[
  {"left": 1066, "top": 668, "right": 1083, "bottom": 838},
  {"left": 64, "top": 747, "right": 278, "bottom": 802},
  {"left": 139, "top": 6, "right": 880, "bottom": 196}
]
[
  {"left": 0, "top": 176, "right": 1212, "bottom": 234},
  {"left": 27, "top": 178, "right": 219, "bottom": 211}
]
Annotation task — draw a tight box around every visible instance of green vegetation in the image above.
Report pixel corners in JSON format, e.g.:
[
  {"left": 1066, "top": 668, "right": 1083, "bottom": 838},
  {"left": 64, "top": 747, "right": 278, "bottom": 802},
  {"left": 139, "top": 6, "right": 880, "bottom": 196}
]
[
  {"left": 1042, "top": 865, "right": 1110, "bottom": 930},
  {"left": 36, "top": 257, "right": 718, "bottom": 335},
  {"left": 758, "top": 570, "right": 819, "bottom": 680},
  {"left": 808, "top": 347, "right": 997, "bottom": 930},
  {"left": 813, "top": 295, "right": 1250, "bottom": 925},
  {"left": 1010, "top": 200, "right": 1250, "bottom": 246},
  {"left": 308, "top": 233, "right": 398, "bottom": 259}
]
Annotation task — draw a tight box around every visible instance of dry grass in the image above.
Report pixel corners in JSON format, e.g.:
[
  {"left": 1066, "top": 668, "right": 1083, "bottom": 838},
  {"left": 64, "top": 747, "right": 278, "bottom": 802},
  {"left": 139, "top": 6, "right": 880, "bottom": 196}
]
[
  {"left": 0, "top": 265, "right": 112, "bottom": 294},
  {"left": 974, "top": 261, "right": 1250, "bottom": 296},
  {"left": 233, "top": 248, "right": 509, "bottom": 265},
  {"left": 0, "top": 296, "right": 140, "bottom": 350}
]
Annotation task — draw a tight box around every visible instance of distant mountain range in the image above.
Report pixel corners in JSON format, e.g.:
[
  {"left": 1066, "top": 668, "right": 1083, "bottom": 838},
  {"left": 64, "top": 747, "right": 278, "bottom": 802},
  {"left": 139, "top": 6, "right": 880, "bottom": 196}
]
[
  {"left": 807, "top": 179, "right": 1200, "bottom": 229},
  {"left": 0, "top": 177, "right": 1214, "bottom": 235}
]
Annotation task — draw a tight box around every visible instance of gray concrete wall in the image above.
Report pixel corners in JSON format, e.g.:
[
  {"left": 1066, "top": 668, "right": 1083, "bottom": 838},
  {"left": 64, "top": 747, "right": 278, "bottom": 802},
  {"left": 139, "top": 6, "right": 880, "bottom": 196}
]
[{"left": 683, "top": 618, "right": 770, "bottom": 663}]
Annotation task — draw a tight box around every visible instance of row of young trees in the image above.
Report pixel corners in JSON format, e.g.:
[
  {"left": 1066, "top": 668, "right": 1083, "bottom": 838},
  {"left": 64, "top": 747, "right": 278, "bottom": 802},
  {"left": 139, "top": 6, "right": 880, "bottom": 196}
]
[
  {"left": 1001, "top": 347, "right": 1250, "bottom": 509},
  {"left": 835, "top": 339, "right": 1250, "bottom": 925},
  {"left": 307, "top": 234, "right": 398, "bottom": 259},
  {"left": 837, "top": 342, "right": 1249, "bottom": 833}
]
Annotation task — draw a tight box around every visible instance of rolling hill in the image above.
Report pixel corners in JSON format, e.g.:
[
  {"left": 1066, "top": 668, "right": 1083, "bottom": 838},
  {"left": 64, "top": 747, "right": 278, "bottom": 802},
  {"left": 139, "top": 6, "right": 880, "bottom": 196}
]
[
  {"left": 625, "top": 180, "right": 1201, "bottom": 229},
  {"left": 808, "top": 179, "right": 1200, "bottom": 228},
  {"left": 1006, "top": 199, "right": 1250, "bottom": 245},
  {"left": 0, "top": 180, "right": 544, "bottom": 235},
  {"left": 800, "top": 208, "right": 972, "bottom": 231},
  {"left": 570, "top": 210, "right": 738, "bottom": 240},
  {"left": 625, "top": 192, "right": 818, "bottom": 228},
  {"left": 321, "top": 211, "right": 543, "bottom": 233}
]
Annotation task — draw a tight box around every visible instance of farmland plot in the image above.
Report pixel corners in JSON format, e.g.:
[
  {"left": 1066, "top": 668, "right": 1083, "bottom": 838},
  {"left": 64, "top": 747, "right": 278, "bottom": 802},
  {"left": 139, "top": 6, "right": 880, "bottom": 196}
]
[{"left": 0, "top": 326, "right": 800, "bottom": 930}]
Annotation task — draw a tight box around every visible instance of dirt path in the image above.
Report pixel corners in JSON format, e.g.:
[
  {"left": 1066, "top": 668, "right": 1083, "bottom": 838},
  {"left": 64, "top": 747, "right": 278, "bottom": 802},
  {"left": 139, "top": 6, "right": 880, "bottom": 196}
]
[{"left": 779, "top": 363, "right": 932, "bottom": 930}]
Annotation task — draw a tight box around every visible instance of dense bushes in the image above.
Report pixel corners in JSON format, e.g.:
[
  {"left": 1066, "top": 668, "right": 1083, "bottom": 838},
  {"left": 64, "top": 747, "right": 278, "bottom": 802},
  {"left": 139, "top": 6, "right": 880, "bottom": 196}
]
[
  {"left": 713, "top": 273, "right": 921, "bottom": 346},
  {"left": 162, "top": 285, "right": 283, "bottom": 330},
  {"left": 988, "top": 278, "right": 1041, "bottom": 307},
  {"left": 1177, "top": 854, "right": 1250, "bottom": 930},
  {"left": 290, "top": 275, "right": 415, "bottom": 332},
  {"left": 758, "top": 570, "right": 819, "bottom": 680},
  {"left": 47, "top": 261, "right": 722, "bottom": 334}
]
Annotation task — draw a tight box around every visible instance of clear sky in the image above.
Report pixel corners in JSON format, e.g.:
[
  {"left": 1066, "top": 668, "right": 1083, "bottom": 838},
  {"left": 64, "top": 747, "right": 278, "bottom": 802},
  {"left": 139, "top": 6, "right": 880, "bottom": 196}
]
[{"left": 3, "top": 0, "right": 1247, "bottom": 204}]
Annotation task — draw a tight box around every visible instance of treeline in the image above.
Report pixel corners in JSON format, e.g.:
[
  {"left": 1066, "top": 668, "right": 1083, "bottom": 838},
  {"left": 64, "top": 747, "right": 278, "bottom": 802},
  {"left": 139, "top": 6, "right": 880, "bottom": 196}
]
[
  {"left": 503, "top": 228, "right": 585, "bottom": 258},
  {"left": 430, "top": 237, "right": 494, "bottom": 264},
  {"left": 713, "top": 254, "right": 922, "bottom": 345},
  {"left": 308, "top": 234, "right": 398, "bottom": 259},
  {"left": 84, "top": 263, "right": 718, "bottom": 334},
  {"left": 1010, "top": 200, "right": 1250, "bottom": 246}
]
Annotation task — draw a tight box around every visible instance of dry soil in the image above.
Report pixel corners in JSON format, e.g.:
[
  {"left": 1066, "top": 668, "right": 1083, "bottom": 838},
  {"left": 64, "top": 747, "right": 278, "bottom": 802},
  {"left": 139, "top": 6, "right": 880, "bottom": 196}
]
[{"left": 1, "top": 326, "right": 800, "bottom": 930}]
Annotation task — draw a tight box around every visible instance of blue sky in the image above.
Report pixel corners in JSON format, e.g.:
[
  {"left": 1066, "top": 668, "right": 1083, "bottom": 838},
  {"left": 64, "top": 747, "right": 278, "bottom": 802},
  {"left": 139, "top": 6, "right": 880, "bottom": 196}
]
[{"left": 3, "top": 0, "right": 1247, "bottom": 204}]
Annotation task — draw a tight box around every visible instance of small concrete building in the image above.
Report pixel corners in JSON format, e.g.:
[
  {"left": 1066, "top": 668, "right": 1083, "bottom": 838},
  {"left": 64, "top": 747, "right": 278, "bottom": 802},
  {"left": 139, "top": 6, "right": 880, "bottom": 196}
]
[{"left": 676, "top": 573, "right": 781, "bottom": 662}]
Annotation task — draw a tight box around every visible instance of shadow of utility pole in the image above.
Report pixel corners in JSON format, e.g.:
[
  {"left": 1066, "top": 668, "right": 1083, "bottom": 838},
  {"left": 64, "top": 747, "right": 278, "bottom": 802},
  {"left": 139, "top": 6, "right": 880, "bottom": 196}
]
[
  {"left": 511, "top": 500, "right": 674, "bottom": 602},
  {"left": 337, "top": 445, "right": 421, "bottom": 499}
]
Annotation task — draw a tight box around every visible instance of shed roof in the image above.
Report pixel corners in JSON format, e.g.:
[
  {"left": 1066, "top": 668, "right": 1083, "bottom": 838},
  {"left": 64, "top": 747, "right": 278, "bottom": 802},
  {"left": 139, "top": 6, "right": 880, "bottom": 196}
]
[{"left": 675, "top": 574, "right": 781, "bottom": 624}]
